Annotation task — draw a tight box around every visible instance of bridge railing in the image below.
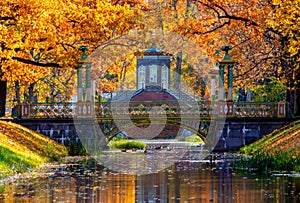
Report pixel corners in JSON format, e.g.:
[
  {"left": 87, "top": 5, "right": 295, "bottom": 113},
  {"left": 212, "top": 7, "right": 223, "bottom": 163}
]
[
  {"left": 21, "top": 103, "right": 77, "bottom": 119},
  {"left": 231, "top": 102, "right": 285, "bottom": 118},
  {"left": 218, "top": 102, "right": 286, "bottom": 118},
  {"left": 94, "top": 101, "right": 213, "bottom": 118},
  {"left": 19, "top": 101, "right": 286, "bottom": 119}
]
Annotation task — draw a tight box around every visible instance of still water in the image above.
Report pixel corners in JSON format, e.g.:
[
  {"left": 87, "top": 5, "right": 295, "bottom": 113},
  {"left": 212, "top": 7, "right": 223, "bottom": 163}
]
[{"left": 0, "top": 159, "right": 299, "bottom": 203}]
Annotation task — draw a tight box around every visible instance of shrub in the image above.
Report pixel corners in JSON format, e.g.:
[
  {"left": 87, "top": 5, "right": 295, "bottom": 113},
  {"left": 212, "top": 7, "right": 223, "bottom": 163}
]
[
  {"left": 235, "top": 152, "right": 300, "bottom": 173},
  {"left": 185, "top": 134, "right": 203, "bottom": 143},
  {"left": 249, "top": 76, "right": 286, "bottom": 102},
  {"left": 64, "top": 135, "right": 87, "bottom": 156},
  {"left": 109, "top": 140, "right": 146, "bottom": 150}
]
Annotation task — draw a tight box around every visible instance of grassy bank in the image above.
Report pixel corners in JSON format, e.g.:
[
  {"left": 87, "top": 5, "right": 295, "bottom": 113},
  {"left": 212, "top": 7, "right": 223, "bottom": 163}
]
[
  {"left": 0, "top": 121, "right": 67, "bottom": 178},
  {"left": 238, "top": 120, "right": 300, "bottom": 172}
]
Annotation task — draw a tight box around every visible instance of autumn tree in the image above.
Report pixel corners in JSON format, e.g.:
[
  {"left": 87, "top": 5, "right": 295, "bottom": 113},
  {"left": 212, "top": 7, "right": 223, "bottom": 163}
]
[
  {"left": 0, "top": 0, "right": 144, "bottom": 116},
  {"left": 266, "top": 0, "right": 300, "bottom": 115},
  {"left": 2, "top": 0, "right": 298, "bottom": 117},
  {"left": 152, "top": 0, "right": 299, "bottom": 115},
  {"left": 130, "top": 0, "right": 213, "bottom": 97}
]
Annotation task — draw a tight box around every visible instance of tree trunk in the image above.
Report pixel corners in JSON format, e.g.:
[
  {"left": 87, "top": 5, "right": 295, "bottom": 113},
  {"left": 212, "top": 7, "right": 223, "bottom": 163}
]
[
  {"left": 0, "top": 79, "right": 7, "bottom": 117},
  {"left": 294, "top": 70, "right": 300, "bottom": 116},
  {"left": 15, "top": 81, "right": 20, "bottom": 105},
  {"left": 294, "top": 89, "right": 299, "bottom": 116},
  {"left": 286, "top": 88, "right": 294, "bottom": 117},
  {"left": 28, "top": 83, "right": 36, "bottom": 104},
  {"left": 50, "top": 69, "right": 57, "bottom": 102},
  {"left": 11, "top": 81, "right": 21, "bottom": 118},
  {"left": 50, "top": 82, "right": 55, "bottom": 102},
  {"left": 175, "top": 52, "right": 182, "bottom": 89},
  {"left": 286, "top": 68, "right": 300, "bottom": 117}
]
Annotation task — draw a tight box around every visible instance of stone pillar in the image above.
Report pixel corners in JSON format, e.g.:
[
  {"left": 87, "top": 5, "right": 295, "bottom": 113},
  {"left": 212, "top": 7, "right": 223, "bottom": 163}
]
[
  {"left": 77, "top": 66, "right": 83, "bottom": 102},
  {"left": 227, "top": 64, "right": 233, "bottom": 101},
  {"left": 219, "top": 45, "right": 234, "bottom": 101},
  {"left": 211, "top": 76, "right": 216, "bottom": 102},
  {"left": 218, "top": 64, "right": 225, "bottom": 101},
  {"left": 210, "top": 64, "right": 219, "bottom": 103},
  {"left": 85, "top": 64, "right": 92, "bottom": 102},
  {"left": 78, "top": 46, "right": 91, "bottom": 102}
]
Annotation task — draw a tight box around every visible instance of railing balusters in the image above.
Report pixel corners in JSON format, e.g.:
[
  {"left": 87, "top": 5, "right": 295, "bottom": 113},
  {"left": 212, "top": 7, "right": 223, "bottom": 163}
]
[{"left": 19, "top": 101, "right": 286, "bottom": 119}]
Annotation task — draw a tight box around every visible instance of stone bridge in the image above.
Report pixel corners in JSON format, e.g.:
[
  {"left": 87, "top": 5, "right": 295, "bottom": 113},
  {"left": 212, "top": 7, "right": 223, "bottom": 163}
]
[{"left": 11, "top": 101, "right": 291, "bottom": 151}]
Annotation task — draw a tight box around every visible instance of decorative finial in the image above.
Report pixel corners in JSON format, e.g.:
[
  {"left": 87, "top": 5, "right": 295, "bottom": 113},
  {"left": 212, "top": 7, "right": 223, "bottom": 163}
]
[
  {"left": 221, "top": 46, "right": 232, "bottom": 54},
  {"left": 79, "top": 46, "right": 89, "bottom": 52},
  {"left": 79, "top": 46, "right": 89, "bottom": 61}
]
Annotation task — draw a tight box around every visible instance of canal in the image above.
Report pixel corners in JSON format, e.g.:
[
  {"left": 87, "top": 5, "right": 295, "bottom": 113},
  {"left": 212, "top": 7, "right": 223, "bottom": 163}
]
[{"left": 0, "top": 157, "right": 299, "bottom": 203}]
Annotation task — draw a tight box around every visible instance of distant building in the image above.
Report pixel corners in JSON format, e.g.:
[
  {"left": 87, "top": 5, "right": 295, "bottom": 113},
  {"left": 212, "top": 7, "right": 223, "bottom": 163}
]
[{"left": 136, "top": 46, "right": 171, "bottom": 90}]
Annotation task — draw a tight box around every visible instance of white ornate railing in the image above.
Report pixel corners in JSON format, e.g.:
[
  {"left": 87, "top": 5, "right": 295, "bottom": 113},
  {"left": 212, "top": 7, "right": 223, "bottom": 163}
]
[{"left": 19, "top": 101, "right": 286, "bottom": 119}]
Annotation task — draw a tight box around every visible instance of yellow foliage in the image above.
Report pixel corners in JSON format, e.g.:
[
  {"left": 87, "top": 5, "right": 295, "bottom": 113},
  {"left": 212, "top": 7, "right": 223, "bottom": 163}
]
[
  {"left": 0, "top": 0, "right": 144, "bottom": 102},
  {"left": 143, "top": 0, "right": 299, "bottom": 86}
]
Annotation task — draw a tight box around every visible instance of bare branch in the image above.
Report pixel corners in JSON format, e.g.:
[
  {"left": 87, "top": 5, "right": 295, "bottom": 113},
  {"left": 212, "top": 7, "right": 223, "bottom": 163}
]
[
  {"left": 232, "top": 37, "right": 251, "bottom": 48},
  {"left": 213, "top": 4, "right": 229, "bottom": 17},
  {"left": 0, "top": 16, "right": 15, "bottom": 21},
  {"left": 191, "top": 0, "right": 259, "bottom": 34},
  {"left": 219, "top": 14, "right": 258, "bottom": 26},
  {"left": 61, "top": 43, "right": 76, "bottom": 50},
  {"left": 192, "top": 21, "right": 230, "bottom": 35},
  {"left": 12, "top": 57, "right": 62, "bottom": 68},
  {"left": 235, "top": 56, "right": 275, "bottom": 78}
]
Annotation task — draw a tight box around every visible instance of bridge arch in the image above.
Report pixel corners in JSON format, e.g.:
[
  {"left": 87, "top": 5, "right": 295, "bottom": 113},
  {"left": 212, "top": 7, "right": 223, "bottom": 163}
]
[{"left": 105, "top": 119, "right": 209, "bottom": 143}]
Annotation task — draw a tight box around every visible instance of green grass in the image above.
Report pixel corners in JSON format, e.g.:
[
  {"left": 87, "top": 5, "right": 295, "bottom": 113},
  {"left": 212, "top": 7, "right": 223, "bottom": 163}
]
[
  {"left": 240, "top": 120, "right": 300, "bottom": 155},
  {"left": 0, "top": 121, "right": 67, "bottom": 178},
  {"left": 109, "top": 140, "right": 146, "bottom": 151},
  {"left": 184, "top": 134, "right": 204, "bottom": 143},
  {"left": 177, "top": 134, "right": 204, "bottom": 143},
  {"left": 237, "top": 120, "right": 300, "bottom": 173}
]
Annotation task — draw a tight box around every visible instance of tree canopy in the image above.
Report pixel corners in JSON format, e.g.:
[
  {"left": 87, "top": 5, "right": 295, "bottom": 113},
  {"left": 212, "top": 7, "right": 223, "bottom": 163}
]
[
  {"left": 0, "top": 0, "right": 299, "bottom": 116},
  {"left": 0, "top": 0, "right": 144, "bottom": 112},
  {"left": 145, "top": 0, "right": 299, "bottom": 114}
]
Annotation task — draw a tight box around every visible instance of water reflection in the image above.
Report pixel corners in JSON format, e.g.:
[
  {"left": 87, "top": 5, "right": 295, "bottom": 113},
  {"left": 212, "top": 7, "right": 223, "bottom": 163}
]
[{"left": 0, "top": 161, "right": 299, "bottom": 203}]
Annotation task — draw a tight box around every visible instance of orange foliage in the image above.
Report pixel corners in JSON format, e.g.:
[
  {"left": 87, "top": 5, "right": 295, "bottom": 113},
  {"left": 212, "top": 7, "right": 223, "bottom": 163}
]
[{"left": 0, "top": 0, "right": 144, "bottom": 102}]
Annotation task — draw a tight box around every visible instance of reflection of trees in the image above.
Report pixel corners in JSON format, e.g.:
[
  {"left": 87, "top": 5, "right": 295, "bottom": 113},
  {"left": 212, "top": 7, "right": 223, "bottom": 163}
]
[{"left": 1, "top": 162, "right": 299, "bottom": 202}]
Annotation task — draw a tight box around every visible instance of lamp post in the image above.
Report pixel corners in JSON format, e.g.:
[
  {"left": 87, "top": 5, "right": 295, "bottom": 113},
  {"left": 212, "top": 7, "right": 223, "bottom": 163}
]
[
  {"left": 76, "top": 64, "right": 83, "bottom": 102},
  {"left": 218, "top": 62, "right": 225, "bottom": 101},
  {"left": 218, "top": 46, "right": 235, "bottom": 101},
  {"left": 77, "top": 46, "right": 92, "bottom": 102}
]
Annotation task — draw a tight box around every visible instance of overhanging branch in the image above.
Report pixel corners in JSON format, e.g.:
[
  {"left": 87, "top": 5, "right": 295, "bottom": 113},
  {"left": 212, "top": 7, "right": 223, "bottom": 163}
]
[
  {"left": 12, "top": 57, "right": 62, "bottom": 68},
  {"left": 0, "top": 16, "right": 15, "bottom": 21},
  {"left": 235, "top": 56, "right": 275, "bottom": 78},
  {"left": 192, "top": 0, "right": 259, "bottom": 34},
  {"left": 192, "top": 21, "right": 230, "bottom": 35}
]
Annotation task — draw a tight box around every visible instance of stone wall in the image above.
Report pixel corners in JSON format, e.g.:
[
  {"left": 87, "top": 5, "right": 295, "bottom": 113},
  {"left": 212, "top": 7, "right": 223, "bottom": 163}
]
[
  {"left": 214, "top": 118, "right": 291, "bottom": 151},
  {"left": 14, "top": 119, "right": 76, "bottom": 144},
  {"left": 14, "top": 118, "right": 292, "bottom": 151}
]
